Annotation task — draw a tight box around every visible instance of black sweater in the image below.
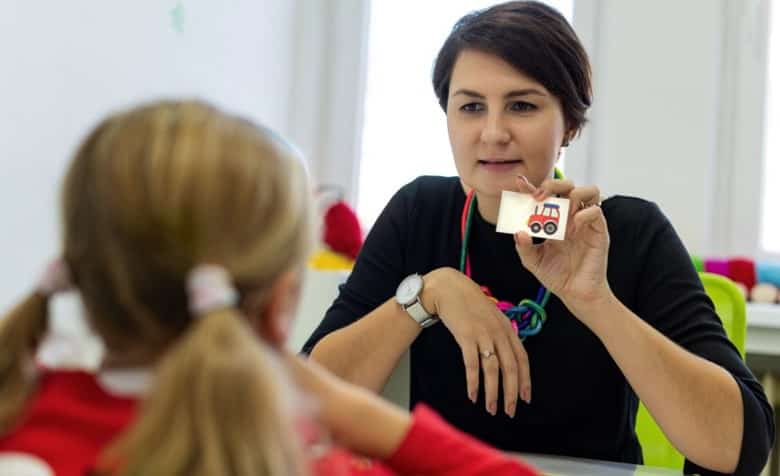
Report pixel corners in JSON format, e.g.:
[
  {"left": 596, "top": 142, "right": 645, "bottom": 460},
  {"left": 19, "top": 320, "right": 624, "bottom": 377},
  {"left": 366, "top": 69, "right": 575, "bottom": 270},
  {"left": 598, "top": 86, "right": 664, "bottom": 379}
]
[{"left": 303, "top": 176, "right": 774, "bottom": 475}]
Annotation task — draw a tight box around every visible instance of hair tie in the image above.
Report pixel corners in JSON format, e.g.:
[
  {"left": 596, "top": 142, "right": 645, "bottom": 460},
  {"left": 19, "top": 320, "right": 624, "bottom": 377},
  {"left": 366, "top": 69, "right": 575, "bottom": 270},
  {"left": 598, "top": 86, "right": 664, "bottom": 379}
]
[
  {"left": 37, "top": 258, "right": 73, "bottom": 296},
  {"left": 186, "top": 265, "right": 239, "bottom": 316}
]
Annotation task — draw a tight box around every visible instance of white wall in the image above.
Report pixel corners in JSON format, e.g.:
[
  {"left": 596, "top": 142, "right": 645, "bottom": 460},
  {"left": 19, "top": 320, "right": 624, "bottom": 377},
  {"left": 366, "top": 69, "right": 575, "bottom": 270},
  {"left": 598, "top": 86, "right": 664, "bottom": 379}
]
[
  {"left": 567, "top": 0, "right": 720, "bottom": 253},
  {"left": 593, "top": 0, "right": 721, "bottom": 254},
  {"left": 0, "top": 0, "right": 298, "bottom": 311},
  {"left": 567, "top": 0, "right": 771, "bottom": 257}
]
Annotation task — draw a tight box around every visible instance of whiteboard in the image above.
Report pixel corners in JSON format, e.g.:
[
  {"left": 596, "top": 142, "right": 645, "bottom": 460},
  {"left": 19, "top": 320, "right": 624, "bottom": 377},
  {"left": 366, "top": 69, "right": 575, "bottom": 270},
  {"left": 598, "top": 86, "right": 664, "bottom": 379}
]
[{"left": 0, "top": 1, "right": 297, "bottom": 311}]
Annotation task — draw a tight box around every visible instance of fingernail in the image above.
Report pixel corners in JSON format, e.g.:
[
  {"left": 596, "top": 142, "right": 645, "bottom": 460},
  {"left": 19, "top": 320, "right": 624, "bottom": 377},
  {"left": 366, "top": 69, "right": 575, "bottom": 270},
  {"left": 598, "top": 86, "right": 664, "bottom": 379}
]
[
  {"left": 468, "top": 390, "right": 476, "bottom": 403},
  {"left": 522, "top": 388, "right": 531, "bottom": 404},
  {"left": 506, "top": 401, "right": 517, "bottom": 418},
  {"left": 487, "top": 402, "right": 496, "bottom": 415}
]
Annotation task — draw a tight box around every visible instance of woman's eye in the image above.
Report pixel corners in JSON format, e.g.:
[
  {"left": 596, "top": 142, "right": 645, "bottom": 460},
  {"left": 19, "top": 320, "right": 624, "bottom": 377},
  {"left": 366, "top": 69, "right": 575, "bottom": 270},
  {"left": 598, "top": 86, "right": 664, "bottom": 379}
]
[
  {"left": 510, "top": 101, "right": 536, "bottom": 112},
  {"left": 460, "top": 103, "right": 484, "bottom": 113}
]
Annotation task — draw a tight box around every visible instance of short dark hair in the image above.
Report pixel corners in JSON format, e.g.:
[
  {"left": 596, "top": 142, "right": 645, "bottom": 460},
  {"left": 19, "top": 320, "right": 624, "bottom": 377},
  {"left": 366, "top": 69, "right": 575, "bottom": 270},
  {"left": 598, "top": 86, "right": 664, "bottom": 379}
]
[{"left": 432, "top": 1, "right": 592, "bottom": 138}]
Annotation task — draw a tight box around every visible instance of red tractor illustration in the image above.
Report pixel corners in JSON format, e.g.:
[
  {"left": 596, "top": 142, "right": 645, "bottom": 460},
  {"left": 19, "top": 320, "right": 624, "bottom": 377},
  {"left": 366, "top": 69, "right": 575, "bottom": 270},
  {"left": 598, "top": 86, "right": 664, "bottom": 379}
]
[{"left": 527, "top": 202, "right": 560, "bottom": 235}]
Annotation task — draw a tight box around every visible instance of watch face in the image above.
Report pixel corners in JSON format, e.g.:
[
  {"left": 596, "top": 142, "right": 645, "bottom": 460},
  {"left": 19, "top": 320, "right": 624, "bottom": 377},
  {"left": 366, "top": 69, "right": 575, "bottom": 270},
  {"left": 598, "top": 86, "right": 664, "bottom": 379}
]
[{"left": 396, "top": 274, "right": 423, "bottom": 306}]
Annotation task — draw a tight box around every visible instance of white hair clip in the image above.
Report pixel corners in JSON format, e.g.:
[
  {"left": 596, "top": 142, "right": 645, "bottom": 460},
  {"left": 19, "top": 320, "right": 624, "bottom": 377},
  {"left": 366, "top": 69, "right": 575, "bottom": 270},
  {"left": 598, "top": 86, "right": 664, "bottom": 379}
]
[
  {"left": 37, "top": 258, "right": 73, "bottom": 297},
  {"left": 186, "top": 264, "right": 239, "bottom": 315}
]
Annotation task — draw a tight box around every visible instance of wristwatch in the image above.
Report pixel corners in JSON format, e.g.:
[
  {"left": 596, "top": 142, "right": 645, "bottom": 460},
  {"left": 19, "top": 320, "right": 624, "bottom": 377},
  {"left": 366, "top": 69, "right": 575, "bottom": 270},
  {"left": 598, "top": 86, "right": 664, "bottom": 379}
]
[{"left": 395, "top": 273, "right": 438, "bottom": 328}]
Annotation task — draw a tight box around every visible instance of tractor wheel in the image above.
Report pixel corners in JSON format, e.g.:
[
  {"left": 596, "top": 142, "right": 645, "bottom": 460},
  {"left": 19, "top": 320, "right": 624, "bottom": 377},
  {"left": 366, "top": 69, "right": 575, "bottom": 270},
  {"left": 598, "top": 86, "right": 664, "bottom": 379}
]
[
  {"left": 544, "top": 222, "right": 557, "bottom": 235},
  {"left": 530, "top": 223, "right": 542, "bottom": 233}
]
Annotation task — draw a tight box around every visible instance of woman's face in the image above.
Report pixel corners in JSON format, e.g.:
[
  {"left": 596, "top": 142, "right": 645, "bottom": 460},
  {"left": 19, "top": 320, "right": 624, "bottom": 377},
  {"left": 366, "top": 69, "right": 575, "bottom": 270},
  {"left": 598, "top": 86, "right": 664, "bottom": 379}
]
[{"left": 446, "top": 49, "right": 570, "bottom": 198}]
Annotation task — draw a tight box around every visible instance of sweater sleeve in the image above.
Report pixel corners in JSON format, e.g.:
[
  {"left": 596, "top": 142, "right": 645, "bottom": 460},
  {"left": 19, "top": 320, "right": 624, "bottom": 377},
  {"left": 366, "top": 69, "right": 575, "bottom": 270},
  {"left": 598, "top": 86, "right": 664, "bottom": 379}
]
[
  {"left": 386, "top": 404, "right": 539, "bottom": 476},
  {"left": 300, "top": 179, "right": 417, "bottom": 355},
  {"left": 628, "top": 200, "right": 775, "bottom": 475}
]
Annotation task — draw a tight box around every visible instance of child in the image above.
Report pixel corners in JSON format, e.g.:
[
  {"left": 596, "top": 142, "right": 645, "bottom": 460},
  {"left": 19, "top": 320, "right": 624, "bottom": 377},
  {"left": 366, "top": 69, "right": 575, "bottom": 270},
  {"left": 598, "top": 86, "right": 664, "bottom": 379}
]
[{"left": 0, "top": 100, "right": 538, "bottom": 476}]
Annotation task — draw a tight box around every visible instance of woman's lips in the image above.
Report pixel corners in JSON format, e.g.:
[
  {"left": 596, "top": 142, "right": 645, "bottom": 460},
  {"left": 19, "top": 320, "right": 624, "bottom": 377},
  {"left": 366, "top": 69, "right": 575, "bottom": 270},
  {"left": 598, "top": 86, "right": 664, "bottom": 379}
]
[{"left": 478, "top": 159, "right": 523, "bottom": 172}]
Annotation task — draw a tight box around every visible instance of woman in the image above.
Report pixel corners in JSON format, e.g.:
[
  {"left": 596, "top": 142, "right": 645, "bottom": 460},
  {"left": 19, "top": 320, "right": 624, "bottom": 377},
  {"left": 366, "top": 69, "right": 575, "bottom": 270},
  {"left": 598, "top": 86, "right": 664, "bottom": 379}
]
[
  {"left": 0, "top": 100, "right": 536, "bottom": 475},
  {"left": 304, "top": 2, "right": 774, "bottom": 474}
]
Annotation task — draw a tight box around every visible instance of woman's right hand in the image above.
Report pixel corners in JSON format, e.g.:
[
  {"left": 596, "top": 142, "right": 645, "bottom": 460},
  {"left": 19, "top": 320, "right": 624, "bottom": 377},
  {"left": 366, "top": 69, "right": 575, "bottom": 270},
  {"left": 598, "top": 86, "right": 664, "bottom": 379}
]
[{"left": 421, "top": 267, "right": 531, "bottom": 417}]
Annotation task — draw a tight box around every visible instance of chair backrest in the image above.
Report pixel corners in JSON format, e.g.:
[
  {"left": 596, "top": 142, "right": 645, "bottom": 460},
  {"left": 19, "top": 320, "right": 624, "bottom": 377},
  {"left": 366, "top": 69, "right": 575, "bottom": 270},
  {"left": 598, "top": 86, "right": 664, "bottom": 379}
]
[
  {"left": 635, "top": 271, "right": 747, "bottom": 469},
  {"left": 699, "top": 272, "right": 747, "bottom": 358}
]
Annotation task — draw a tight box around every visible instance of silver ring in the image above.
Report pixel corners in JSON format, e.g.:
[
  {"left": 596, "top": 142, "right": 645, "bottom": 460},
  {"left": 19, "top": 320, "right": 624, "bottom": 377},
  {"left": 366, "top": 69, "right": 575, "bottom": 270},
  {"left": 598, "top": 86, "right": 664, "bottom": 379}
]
[{"left": 481, "top": 349, "right": 496, "bottom": 359}]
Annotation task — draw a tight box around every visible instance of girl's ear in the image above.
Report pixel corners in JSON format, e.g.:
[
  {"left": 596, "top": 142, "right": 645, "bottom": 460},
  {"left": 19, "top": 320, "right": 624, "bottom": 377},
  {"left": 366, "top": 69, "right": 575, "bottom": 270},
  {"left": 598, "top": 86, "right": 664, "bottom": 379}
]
[{"left": 245, "top": 271, "right": 302, "bottom": 349}]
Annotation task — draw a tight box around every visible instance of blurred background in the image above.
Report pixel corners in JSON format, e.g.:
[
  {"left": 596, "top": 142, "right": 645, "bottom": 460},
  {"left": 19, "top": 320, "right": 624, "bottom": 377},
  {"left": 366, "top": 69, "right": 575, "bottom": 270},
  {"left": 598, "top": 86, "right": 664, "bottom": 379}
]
[{"left": 1, "top": 0, "right": 777, "bottom": 312}]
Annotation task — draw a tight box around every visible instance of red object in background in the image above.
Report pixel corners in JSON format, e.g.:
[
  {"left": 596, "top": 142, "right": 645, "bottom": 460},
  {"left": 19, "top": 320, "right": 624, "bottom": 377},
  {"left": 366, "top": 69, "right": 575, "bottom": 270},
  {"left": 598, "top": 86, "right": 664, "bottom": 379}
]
[
  {"left": 323, "top": 201, "right": 364, "bottom": 260},
  {"left": 728, "top": 257, "right": 757, "bottom": 292},
  {"left": 704, "top": 258, "right": 730, "bottom": 277}
]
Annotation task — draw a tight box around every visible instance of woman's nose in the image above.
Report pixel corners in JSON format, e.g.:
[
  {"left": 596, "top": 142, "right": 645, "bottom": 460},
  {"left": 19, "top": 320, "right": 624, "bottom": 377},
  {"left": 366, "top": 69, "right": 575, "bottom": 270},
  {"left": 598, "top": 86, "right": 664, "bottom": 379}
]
[{"left": 480, "top": 112, "right": 511, "bottom": 145}]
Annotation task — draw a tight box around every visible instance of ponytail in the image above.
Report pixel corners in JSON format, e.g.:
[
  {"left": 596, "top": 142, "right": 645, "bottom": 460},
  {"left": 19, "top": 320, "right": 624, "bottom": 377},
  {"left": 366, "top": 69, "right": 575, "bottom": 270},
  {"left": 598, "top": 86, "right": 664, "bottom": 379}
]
[
  {"left": 0, "top": 291, "right": 50, "bottom": 432},
  {"left": 0, "top": 258, "right": 70, "bottom": 432},
  {"left": 106, "top": 309, "right": 307, "bottom": 476}
]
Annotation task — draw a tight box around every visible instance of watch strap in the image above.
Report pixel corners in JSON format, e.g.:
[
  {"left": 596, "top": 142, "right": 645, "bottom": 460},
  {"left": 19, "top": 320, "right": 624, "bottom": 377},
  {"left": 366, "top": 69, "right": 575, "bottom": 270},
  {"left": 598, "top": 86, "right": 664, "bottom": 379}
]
[{"left": 405, "top": 299, "right": 437, "bottom": 328}]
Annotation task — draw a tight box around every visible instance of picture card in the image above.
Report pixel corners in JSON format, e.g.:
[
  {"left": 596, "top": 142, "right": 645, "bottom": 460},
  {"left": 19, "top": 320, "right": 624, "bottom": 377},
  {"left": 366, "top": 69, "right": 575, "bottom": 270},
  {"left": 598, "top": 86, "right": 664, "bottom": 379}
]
[{"left": 495, "top": 191, "right": 570, "bottom": 240}]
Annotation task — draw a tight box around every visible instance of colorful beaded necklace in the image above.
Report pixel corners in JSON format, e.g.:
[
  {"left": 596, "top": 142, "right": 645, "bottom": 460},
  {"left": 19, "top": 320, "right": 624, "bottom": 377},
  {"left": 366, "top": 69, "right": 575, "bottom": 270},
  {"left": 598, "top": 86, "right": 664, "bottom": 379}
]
[{"left": 458, "top": 168, "right": 563, "bottom": 340}]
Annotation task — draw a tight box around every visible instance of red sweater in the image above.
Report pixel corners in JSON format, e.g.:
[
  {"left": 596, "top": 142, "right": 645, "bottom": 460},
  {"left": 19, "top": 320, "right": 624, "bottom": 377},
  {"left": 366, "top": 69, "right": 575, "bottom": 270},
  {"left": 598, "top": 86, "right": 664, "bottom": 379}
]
[{"left": 0, "top": 370, "right": 538, "bottom": 476}]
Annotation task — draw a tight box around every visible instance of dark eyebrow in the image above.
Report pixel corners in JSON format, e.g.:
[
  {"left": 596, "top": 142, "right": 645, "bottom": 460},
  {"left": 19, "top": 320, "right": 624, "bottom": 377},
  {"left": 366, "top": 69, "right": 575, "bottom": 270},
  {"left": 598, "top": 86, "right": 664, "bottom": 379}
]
[{"left": 451, "top": 88, "right": 548, "bottom": 99}]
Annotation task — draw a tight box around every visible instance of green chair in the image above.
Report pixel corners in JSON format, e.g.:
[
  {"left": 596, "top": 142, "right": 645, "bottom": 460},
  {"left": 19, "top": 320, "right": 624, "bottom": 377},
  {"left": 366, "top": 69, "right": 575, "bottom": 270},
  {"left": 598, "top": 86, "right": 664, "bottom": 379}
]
[{"left": 635, "top": 272, "right": 747, "bottom": 469}]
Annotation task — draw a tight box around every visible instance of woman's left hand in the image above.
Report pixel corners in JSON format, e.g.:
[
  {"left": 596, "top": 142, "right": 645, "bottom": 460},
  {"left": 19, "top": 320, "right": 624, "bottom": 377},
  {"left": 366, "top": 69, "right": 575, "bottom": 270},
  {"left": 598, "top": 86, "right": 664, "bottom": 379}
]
[{"left": 513, "top": 176, "right": 612, "bottom": 319}]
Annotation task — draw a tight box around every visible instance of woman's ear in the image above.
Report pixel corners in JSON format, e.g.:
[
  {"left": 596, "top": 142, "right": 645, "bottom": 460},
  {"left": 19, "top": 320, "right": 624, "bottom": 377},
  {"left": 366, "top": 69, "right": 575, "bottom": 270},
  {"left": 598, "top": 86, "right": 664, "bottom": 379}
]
[{"left": 244, "top": 271, "right": 302, "bottom": 349}]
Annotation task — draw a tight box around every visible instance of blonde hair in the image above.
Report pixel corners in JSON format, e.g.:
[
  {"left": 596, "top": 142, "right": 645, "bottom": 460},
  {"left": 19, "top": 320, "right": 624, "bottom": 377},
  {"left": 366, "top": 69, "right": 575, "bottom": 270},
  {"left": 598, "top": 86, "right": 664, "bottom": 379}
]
[{"left": 0, "top": 100, "right": 314, "bottom": 475}]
